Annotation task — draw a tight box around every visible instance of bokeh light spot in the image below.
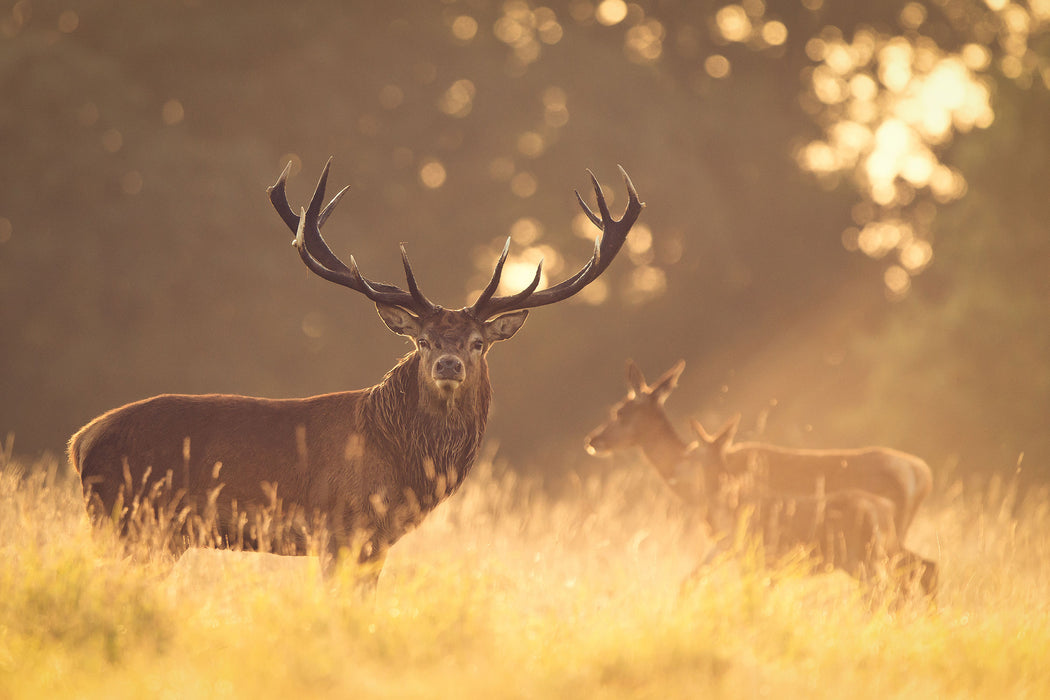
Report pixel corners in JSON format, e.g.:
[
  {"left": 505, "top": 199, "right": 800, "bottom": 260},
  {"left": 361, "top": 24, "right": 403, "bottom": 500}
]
[
  {"left": 705, "top": 55, "right": 731, "bottom": 79},
  {"left": 121, "top": 171, "right": 143, "bottom": 195},
  {"left": 761, "top": 21, "right": 788, "bottom": 46},
  {"left": 419, "top": 160, "right": 447, "bottom": 189},
  {"left": 883, "top": 265, "right": 911, "bottom": 298},
  {"left": 510, "top": 172, "right": 537, "bottom": 198},
  {"left": 379, "top": 84, "right": 404, "bottom": 110},
  {"left": 517, "top": 131, "right": 545, "bottom": 158},
  {"left": 437, "top": 79, "right": 476, "bottom": 118},
  {"left": 716, "top": 5, "right": 752, "bottom": 43},
  {"left": 102, "top": 129, "right": 123, "bottom": 153},
  {"left": 161, "top": 99, "right": 185, "bottom": 125},
  {"left": 451, "top": 15, "right": 478, "bottom": 42},
  {"left": 510, "top": 217, "right": 543, "bottom": 245},
  {"left": 595, "top": 0, "right": 627, "bottom": 26}
]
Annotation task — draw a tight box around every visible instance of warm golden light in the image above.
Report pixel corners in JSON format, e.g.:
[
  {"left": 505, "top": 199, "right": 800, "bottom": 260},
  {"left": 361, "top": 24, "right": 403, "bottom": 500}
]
[
  {"left": 536, "top": 7, "right": 563, "bottom": 44},
  {"left": 625, "top": 265, "right": 666, "bottom": 304},
  {"left": 451, "top": 15, "right": 478, "bottom": 42},
  {"left": 509, "top": 171, "right": 537, "bottom": 198},
  {"left": 301, "top": 311, "right": 325, "bottom": 339},
  {"left": 620, "top": 223, "right": 651, "bottom": 266},
  {"left": 857, "top": 221, "right": 905, "bottom": 258},
  {"left": 595, "top": 0, "right": 628, "bottom": 26},
  {"left": 899, "top": 238, "right": 933, "bottom": 272},
  {"left": 379, "top": 84, "right": 404, "bottom": 110},
  {"left": 543, "top": 87, "right": 570, "bottom": 127},
  {"left": 899, "top": 3, "right": 926, "bottom": 30},
  {"left": 517, "top": 131, "right": 545, "bottom": 158},
  {"left": 961, "top": 43, "right": 991, "bottom": 71},
  {"left": 437, "top": 79, "right": 476, "bottom": 118},
  {"left": 101, "top": 129, "right": 123, "bottom": 153},
  {"left": 761, "top": 21, "right": 788, "bottom": 47},
  {"left": 705, "top": 54, "right": 731, "bottom": 79},
  {"left": 419, "top": 160, "right": 447, "bottom": 189},
  {"left": 878, "top": 39, "right": 913, "bottom": 92},
  {"left": 499, "top": 249, "right": 548, "bottom": 294},
  {"left": 883, "top": 264, "right": 911, "bottom": 298},
  {"left": 509, "top": 217, "right": 543, "bottom": 245},
  {"left": 625, "top": 20, "right": 665, "bottom": 64},
  {"left": 161, "top": 99, "right": 185, "bottom": 125},
  {"left": 716, "top": 5, "right": 752, "bottom": 43},
  {"left": 798, "top": 141, "right": 838, "bottom": 174}
]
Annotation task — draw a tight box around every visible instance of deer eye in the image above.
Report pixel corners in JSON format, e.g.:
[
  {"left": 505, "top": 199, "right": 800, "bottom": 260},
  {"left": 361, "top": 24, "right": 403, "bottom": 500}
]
[
  {"left": 472, "top": 339, "right": 484, "bottom": 352},
  {"left": 417, "top": 338, "right": 431, "bottom": 350}
]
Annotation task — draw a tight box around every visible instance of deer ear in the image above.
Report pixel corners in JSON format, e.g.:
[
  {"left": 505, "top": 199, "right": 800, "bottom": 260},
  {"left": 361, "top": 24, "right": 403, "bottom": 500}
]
[
  {"left": 625, "top": 360, "right": 647, "bottom": 397},
  {"left": 651, "top": 359, "right": 685, "bottom": 405},
  {"left": 376, "top": 303, "right": 422, "bottom": 337},
  {"left": 713, "top": 413, "right": 740, "bottom": 453},
  {"left": 483, "top": 309, "right": 528, "bottom": 344},
  {"left": 690, "top": 418, "right": 715, "bottom": 445}
]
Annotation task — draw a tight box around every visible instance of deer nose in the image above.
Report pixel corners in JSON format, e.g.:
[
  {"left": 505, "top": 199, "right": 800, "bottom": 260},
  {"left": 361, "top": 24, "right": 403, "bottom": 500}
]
[
  {"left": 434, "top": 355, "right": 465, "bottom": 382},
  {"left": 584, "top": 432, "right": 606, "bottom": 455}
]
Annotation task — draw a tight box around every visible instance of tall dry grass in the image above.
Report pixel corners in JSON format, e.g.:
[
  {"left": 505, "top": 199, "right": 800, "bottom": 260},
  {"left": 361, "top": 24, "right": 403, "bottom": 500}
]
[{"left": 1, "top": 445, "right": 1048, "bottom": 699}]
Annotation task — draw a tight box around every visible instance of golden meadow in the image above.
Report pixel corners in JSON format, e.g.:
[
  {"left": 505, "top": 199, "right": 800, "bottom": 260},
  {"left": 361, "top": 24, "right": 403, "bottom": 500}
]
[{"left": 1, "top": 443, "right": 1048, "bottom": 699}]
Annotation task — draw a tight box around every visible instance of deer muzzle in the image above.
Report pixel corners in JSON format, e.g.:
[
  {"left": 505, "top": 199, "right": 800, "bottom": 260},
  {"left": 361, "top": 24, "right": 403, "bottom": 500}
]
[
  {"left": 432, "top": 355, "right": 466, "bottom": 392},
  {"left": 584, "top": 430, "right": 610, "bottom": 456}
]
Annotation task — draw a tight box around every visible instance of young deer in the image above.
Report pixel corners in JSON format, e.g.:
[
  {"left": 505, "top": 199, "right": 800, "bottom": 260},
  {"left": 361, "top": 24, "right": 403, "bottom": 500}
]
[{"left": 70, "top": 159, "right": 643, "bottom": 581}]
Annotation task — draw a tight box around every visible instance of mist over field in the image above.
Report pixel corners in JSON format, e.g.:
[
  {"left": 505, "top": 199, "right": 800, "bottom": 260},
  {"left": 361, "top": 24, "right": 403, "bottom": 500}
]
[{"left": 2, "top": 1, "right": 1050, "bottom": 696}]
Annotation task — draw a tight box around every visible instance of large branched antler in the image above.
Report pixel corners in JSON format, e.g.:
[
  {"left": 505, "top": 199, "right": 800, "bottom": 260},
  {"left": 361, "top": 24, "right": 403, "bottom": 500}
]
[
  {"left": 267, "top": 158, "right": 438, "bottom": 316},
  {"left": 467, "top": 166, "right": 644, "bottom": 321}
]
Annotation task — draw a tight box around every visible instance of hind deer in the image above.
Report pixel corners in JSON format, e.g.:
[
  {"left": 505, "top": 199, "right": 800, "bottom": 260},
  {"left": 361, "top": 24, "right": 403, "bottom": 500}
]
[
  {"left": 70, "top": 159, "right": 643, "bottom": 583},
  {"left": 585, "top": 360, "right": 936, "bottom": 596},
  {"left": 688, "top": 420, "right": 937, "bottom": 597}
]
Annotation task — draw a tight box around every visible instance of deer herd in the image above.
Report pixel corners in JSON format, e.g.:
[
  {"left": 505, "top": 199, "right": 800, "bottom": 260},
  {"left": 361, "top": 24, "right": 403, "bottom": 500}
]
[{"left": 69, "top": 159, "right": 938, "bottom": 602}]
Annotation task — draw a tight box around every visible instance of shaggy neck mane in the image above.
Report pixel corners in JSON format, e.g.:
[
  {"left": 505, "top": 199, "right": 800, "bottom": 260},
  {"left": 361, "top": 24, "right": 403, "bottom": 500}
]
[{"left": 365, "top": 352, "right": 491, "bottom": 504}]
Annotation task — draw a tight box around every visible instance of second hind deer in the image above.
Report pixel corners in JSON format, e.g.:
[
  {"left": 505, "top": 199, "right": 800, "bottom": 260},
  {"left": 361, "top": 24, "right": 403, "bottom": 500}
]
[{"left": 585, "top": 360, "right": 936, "bottom": 596}]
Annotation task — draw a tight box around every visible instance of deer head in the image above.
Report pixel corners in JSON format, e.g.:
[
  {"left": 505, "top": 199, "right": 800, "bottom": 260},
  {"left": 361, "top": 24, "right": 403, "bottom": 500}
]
[
  {"left": 268, "top": 159, "right": 643, "bottom": 408},
  {"left": 585, "top": 359, "right": 686, "bottom": 456},
  {"left": 688, "top": 414, "right": 742, "bottom": 472}
]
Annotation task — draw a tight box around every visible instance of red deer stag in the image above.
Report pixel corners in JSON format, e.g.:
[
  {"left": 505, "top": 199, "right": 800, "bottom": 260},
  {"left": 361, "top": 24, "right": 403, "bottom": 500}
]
[
  {"left": 70, "top": 159, "right": 643, "bottom": 582},
  {"left": 688, "top": 420, "right": 938, "bottom": 598}
]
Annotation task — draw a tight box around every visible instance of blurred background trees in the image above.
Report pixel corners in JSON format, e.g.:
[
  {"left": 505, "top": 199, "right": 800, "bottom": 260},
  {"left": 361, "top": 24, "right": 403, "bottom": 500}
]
[{"left": 1, "top": 0, "right": 1047, "bottom": 484}]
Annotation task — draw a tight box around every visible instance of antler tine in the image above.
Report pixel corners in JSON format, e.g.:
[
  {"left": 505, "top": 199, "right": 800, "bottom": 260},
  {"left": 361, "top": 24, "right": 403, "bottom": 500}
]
[
  {"left": 471, "top": 238, "right": 512, "bottom": 312},
  {"left": 273, "top": 159, "right": 432, "bottom": 315},
  {"left": 268, "top": 158, "right": 351, "bottom": 272},
  {"left": 575, "top": 189, "right": 602, "bottom": 230},
  {"left": 267, "top": 161, "right": 300, "bottom": 233},
  {"left": 468, "top": 258, "right": 545, "bottom": 319},
  {"left": 319, "top": 184, "right": 350, "bottom": 228},
  {"left": 468, "top": 167, "right": 643, "bottom": 321},
  {"left": 399, "top": 244, "right": 437, "bottom": 313}
]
